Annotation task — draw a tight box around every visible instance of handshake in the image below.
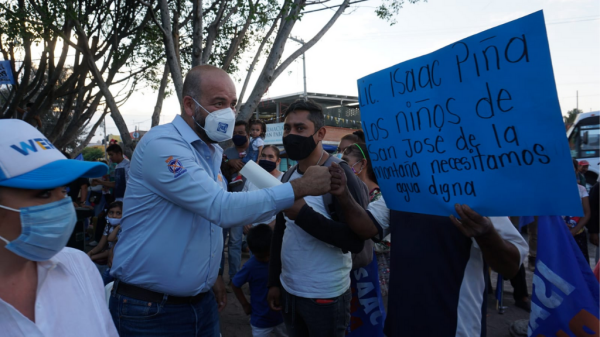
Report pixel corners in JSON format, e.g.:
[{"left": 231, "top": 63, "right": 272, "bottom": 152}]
[{"left": 290, "top": 162, "right": 348, "bottom": 198}]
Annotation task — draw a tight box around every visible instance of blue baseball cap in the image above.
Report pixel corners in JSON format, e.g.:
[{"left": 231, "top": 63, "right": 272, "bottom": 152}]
[{"left": 0, "top": 120, "right": 108, "bottom": 189}]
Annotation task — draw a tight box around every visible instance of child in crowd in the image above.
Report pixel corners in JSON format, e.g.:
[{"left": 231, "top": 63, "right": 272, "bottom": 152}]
[
  {"left": 245, "top": 119, "right": 265, "bottom": 163},
  {"left": 232, "top": 225, "right": 287, "bottom": 337},
  {"left": 87, "top": 201, "right": 122, "bottom": 285}
]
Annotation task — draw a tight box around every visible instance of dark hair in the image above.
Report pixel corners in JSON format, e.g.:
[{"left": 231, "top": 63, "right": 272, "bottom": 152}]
[
  {"left": 235, "top": 120, "right": 249, "bottom": 133},
  {"left": 107, "top": 201, "right": 123, "bottom": 212},
  {"left": 247, "top": 224, "right": 273, "bottom": 256},
  {"left": 262, "top": 144, "right": 280, "bottom": 160},
  {"left": 283, "top": 99, "right": 324, "bottom": 131},
  {"left": 341, "top": 133, "right": 361, "bottom": 144},
  {"left": 344, "top": 142, "right": 378, "bottom": 185},
  {"left": 352, "top": 130, "right": 365, "bottom": 142},
  {"left": 106, "top": 144, "right": 123, "bottom": 154},
  {"left": 573, "top": 158, "right": 579, "bottom": 171},
  {"left": 249, "top": 119, "right": 266, "bottom": 138}
]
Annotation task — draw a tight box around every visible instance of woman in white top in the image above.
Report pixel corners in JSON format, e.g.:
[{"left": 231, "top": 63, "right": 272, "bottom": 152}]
[
  {"left": 0, "top": 120, "right": 117, "bottom": 337},
  {"left": 243, "top": 145, "right": 284, "bottom": 231}
]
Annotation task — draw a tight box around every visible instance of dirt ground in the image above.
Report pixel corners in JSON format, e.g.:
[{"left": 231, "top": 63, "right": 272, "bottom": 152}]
[{"left": 220, "top": 243, "right": 599, "bottom": 337}]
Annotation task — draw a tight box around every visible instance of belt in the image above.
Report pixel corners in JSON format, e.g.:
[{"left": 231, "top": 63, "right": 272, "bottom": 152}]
[{"left": 114, "top": 280, "right": 207, "bottom": 305}]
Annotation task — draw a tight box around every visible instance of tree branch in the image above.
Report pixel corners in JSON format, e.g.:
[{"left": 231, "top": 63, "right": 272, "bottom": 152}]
[
  {"left": 272, "top": 0, "right": 350, "bottom": 81},
  {"left": 158, "top": 0, "right": 184, "bottom": 103}
]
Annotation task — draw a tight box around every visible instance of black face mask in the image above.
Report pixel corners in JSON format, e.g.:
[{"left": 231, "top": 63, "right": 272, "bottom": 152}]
[
  {"left": 232, "top": 134, "right": 248, "bottom": 147},
  {"left": 283, "top": 131, "right": 318, "bottom": 161},
  {"left": 258, "top": 159, "right": 277, "bottom": 173}
]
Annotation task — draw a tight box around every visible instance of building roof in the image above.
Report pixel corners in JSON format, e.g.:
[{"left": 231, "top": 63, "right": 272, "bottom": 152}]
[{"left": 256, "top": 92, "right": 362, "bottom": 130}]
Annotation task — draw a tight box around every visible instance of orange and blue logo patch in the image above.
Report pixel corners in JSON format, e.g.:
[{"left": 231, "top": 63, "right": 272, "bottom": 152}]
[
  {"left": 165, "top": 156, "right": 187, "bottom": 178},
  {"left": 10, "top": 138, "right": 57, "bottom": 156}
]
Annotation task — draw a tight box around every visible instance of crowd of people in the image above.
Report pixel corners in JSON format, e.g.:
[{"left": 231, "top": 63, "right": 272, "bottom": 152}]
[{"left": 1, "top": 65, "right": 598, "bottom": 337}]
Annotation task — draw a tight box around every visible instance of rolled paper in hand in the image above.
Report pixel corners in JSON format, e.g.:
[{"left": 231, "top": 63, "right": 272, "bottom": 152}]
[{"left": 240, "top": 160, "right": 282, "bottom": 189}]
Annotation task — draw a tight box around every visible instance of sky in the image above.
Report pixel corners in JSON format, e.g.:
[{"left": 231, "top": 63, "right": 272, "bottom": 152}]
[{"left": 95, "top": 0, "right": 600, "bottom": 142}]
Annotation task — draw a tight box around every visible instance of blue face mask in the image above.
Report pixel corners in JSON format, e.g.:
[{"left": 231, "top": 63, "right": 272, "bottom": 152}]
[{"left": 0, "top": 197, "right": 76, "bottom": 261}]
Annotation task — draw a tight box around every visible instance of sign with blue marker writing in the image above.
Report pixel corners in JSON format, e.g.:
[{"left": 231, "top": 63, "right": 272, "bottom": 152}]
[
  {"left": 0, "top": 60, "right": 15, "bottom": 85},
  {"left": 357, "top": 11, "right": 582, "bottom": 217}
]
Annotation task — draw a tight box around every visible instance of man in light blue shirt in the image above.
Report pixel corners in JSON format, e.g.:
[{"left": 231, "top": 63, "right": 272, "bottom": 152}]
[{"left": 109, "top": 65, "right": 331, "bottom": 337}]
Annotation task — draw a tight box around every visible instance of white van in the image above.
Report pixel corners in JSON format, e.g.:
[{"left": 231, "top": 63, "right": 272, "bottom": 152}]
[{"left": 567, "top": 111, "right": 600, "bottom": 187}]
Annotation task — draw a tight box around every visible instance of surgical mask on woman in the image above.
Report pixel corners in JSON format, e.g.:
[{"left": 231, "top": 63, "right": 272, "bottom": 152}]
[{"left": 0, "top": 197, "right": 76, "bottom": 261}]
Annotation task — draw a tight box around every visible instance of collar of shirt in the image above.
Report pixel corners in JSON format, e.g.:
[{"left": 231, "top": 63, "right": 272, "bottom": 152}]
[
  {"left": 0, "top": 248, "right": 118, "bottom": 337},
  {"left": 172, "top": 115, "right": 223, "bottom": 170},
  {"left": 172, "top": 115, "right": 201, "bottom": 145},
  {"left": 36, "top": 255, "right": 65, "bottom": 294}
]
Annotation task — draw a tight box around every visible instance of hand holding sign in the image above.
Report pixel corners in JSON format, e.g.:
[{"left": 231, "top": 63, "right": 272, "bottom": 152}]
[{"left": 449, "top": 204, "right": 493, "bottom": 238}]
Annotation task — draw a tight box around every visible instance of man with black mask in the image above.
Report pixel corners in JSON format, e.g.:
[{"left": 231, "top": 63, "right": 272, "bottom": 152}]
[{"left": 267, "top": 99, "right": 376, "bottom": 337}]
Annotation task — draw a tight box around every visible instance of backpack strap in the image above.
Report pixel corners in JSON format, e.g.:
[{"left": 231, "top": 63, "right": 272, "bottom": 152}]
[{"left": 281, "top": 164, "right": 298, "bottom": 183}]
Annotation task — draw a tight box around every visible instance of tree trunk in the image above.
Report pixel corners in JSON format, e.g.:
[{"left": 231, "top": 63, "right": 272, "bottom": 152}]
[
  {"left": 191, "top": 0, "right": 203, "bottom": 67},
  {"left": 222, "top": 0, "right": 254, "bottom": 72},
  {"left": 236, "top": 9, "right": 281, "bottom": 111},
  {"left": 159, "top": 0, "right": 184, "bottom": 103},
  {"left": 71, "top": 109, "right": 109, "bottom": 158},
  {"left": 202, "top": 0, "right": 230, "bottom": 64},
  {"left": 152, "top": 62, "right": 170, "bottom": 127},
  {"left": 73, "top": 23, "right": 134, "bottom": 158},
  {"left": 237, "top": 0, "right": 305, "bottom": 121}
]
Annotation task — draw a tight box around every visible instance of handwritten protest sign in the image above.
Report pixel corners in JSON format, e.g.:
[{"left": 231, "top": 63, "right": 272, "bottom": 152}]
[
  {"left": 0, "top": 60, "right": 15, "bottom": 85},
  {"left": 264, "top": 122, "right": 284, "bottom": 144},
  {"left": 357, "top": 11, "right": 582, "bottom": 217}
]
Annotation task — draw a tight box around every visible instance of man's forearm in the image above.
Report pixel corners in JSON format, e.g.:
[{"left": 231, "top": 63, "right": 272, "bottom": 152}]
[
  {"left": 290, "top": 179, "right": 309, "bottom": 199},
  {"left": 99, "top": 180, "right": 116, "bottom": 188},
  {"left": 475, "top": 227, "right": 521, "bottom": 278},
  {"left": 336, "top": 188, "right": 378, "bottom": 240}
]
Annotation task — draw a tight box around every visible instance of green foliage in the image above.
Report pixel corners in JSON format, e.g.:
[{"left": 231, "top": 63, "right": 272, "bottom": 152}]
[
  {"left": 82, "top": 147, "right": 105, "bottom": 161},
  {"left": 376, "top": 0, "right": 425, "bottom": 26},
  {"left": 564, "top": 108, "right": 583, "bottom": 126}
]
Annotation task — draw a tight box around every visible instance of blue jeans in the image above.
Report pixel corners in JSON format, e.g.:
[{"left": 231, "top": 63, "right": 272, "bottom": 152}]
[
  {"left": 109, "top": 283, "right": 220, "bottom": 337},
  {"left": 102, "top": 268, "right": 114, "bottom": 286},
  {"left": 221, "top": 226, "right": 243, "bottom": 280}
]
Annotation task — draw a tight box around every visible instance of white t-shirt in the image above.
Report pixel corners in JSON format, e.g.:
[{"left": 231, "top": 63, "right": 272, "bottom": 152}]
[
  {"left": 280, "top": 170, "right": 352, "bottom": 299},
  {"left": 368, "top": 196, "right": 391, "bottom": 241},
  {"left": 251, "top": 137, "right": 264, "bottom": 151},
  {"left": 243, "top": 171, "right": 284, "bottom": 226},
  {"left": 578, "top": 184, "right": 589, "bottom": 199},
  {"left": 0, "top": 248, "right": 118, "bottom": 337}
]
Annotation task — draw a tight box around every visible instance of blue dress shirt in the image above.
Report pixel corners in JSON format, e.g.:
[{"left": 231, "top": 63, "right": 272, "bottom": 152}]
[{"left": 110, "top": 115, "right": 295, "bottom": 296}]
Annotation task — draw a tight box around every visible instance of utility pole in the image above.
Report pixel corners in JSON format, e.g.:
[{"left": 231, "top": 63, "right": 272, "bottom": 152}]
[
  {"left": 289, "top": 36, "right": 307, "bottom": 101},
  {"left": 577, "top": 90, "right": 579, "bottom": 111}
]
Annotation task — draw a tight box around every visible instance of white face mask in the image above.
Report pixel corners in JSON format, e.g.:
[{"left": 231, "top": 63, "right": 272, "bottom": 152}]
[
  {"left": 106, "top": 217, "right": 121, "bottom": 226},
  {"left": 192, "top": 98, "right": 235, "bottom": 142}
]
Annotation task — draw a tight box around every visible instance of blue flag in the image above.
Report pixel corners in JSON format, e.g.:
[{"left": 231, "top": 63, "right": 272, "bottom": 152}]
[
  {"left": 0, "top": 60, "right": 15, "bottom": 85},
  {"left": 347, "top": 251, "right": 386, "bottom": 337},
  {"left": 529, "top": 215, "right": 599, "bottom": 336}
]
